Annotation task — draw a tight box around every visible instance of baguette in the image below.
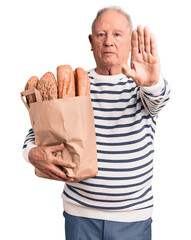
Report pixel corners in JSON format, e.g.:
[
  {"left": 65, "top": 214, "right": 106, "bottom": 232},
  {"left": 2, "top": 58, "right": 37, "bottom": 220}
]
[
  {"left": 37, "top": 72, "right": 58, "bottom": 101},
  {"left": 57, "top": 65, "right": 75, "bottom": 98},
  {"left": 25, "top": 76, "right": 39, "bottom": 105},
  {"left": 75, "top": 67, "right": 90, "bottom": 96}
]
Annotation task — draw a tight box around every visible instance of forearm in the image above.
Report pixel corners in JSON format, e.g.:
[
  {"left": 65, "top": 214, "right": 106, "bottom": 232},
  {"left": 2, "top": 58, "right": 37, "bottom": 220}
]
[
  {"left": 22, "top": 128, "right": 37, "bottom": 163},
  {"left": 140, "top": 73, "right": 171, "bottom": 117}
]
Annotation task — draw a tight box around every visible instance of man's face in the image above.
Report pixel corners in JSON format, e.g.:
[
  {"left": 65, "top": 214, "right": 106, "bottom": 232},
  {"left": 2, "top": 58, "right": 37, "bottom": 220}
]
[{"left": 89, "top": 10, "right": 131, "bottom": 70}]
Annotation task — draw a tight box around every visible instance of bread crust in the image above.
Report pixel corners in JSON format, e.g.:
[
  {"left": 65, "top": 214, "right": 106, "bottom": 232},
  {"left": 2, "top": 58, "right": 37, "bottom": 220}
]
[
  {"left": 25, "top": 76, "right": 39, "bottom": 104},
  {"left": 75, "top": 68, "right": 90, "bottom": 96},
  {"left": 57, "top": 65, "right": 75, "bottom": 98},
  {"left": 37, "top": 72, "right": 58, "bottom": 101}
]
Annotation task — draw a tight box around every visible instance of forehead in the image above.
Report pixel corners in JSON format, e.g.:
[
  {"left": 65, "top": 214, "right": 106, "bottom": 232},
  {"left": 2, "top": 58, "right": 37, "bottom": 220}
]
[{"left": 94, "top": 10, "right": 129, "bottom": 32}]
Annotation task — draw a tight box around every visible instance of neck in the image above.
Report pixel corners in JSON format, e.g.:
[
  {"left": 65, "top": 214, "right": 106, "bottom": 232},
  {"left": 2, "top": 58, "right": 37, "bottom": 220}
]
[{"left": 95, "top": 65, "right": 122, "bottom": 75}]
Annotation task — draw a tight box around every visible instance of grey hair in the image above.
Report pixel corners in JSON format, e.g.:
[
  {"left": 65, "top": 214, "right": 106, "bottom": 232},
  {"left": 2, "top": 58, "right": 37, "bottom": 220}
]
[{"left": 91, "top": 6, "right": 133, "bottom": 35}]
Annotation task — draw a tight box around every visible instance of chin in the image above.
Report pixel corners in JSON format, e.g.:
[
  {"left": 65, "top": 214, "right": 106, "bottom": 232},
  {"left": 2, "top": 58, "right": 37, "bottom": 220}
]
[{"left": 103, "top": 60, "right": 117, "bottom": 67}]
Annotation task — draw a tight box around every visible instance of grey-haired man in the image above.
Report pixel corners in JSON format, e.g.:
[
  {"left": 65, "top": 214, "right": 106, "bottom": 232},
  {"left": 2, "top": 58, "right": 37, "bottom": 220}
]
[{"left": 23, "top": 6, "right": 170, "bottom": 240}]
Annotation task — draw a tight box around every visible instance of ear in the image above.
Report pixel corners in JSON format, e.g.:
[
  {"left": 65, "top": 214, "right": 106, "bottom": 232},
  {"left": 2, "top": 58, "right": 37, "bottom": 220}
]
[{"left": 88, "top": 34, "right": 93, "bottom": 51}]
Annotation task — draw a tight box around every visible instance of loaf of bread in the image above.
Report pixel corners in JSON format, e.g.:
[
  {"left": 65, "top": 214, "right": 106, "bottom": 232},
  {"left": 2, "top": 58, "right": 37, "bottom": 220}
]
[
  {"left": 57, "top": 65, "right": 75, "bottom": 98},
  {"left": 37, "top": 72, "right": 58, "bottom": 101},
  {"left": 75, "top": 68, "right": 90, "bottom": 96},
  {"left": 25, "top": 76, "right": 39, "bottom": 105},
  {"left": 25, "top": 66, "right": 90, "bottom": 103}
]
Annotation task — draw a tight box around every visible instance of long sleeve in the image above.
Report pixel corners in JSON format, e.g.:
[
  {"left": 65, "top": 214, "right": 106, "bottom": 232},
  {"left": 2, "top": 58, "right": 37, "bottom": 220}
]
[
  {"left": 22, "top": 128, "right": 37, "bottom": 163},
  {"left": 140, "top": 73, "right": 171, "bottom": 117}
]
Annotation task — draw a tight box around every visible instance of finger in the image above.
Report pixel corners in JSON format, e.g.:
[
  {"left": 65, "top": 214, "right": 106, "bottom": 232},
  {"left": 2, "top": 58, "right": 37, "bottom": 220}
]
[
  {"left": 144, "top": 26, "right": 150, "bottom": 53},
  {"left": 48, "top": 143, "right": 65, "bottom": 153},
  {"left": 40, "top": 168, "right": 68, "bottom": 182},
  {"left": 47, "top": 171, "right": 68, "bottom": 182},
  {"left": 53, "top": 156, "right": 76, "bottom": 168},
  {"left": 131, "top": 30, "right": 138, "bottom": 55},
  {"left": 121, "top": 64, "right": 135, "bottom": 79},
  {"left": 150, "top": 33, "right": 158, "bottom": 56},
  {"left": 48, "top": 170, "right": 74, "bottom": 182},
  {"left": 137, "top": 25, "right": 144, "bottom": 53},
  {"left": 51, "top": 165, "right": 75, "bottom": 182}
]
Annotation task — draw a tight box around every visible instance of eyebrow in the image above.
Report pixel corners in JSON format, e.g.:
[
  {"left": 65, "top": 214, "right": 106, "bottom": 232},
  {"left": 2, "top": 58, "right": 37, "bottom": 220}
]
[{"left": 95, "top": 29, "right": 124, "bottom": 33}]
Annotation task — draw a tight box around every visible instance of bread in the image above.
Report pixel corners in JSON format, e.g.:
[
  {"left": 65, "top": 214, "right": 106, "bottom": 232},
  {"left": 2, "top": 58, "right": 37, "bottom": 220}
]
[
  {"left": 75, "top": 68, "right": 90, "bottom": 96},
  {"left": 25, "top": 66, "right": 90, "bottom": 103},
  {"left": 37, "top": 72, "right": 58, "bottom": 101},
  {"left": 57, "top": 65, "right": 75, "bottom": 98},
  {"left": 25, "top": 76, "right": 39, "bottom": 105}
]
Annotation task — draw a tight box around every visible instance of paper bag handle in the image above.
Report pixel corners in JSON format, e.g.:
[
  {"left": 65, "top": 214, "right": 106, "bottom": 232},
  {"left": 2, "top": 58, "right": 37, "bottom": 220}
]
[{"left": 20, "top": 87, "right": 42, "bottom": 110}]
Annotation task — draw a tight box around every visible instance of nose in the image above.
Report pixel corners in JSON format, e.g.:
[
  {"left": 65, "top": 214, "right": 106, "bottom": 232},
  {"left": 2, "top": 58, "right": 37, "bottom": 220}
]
[{"left": 104, "top": 34, "right": 114, "bottom": 47}]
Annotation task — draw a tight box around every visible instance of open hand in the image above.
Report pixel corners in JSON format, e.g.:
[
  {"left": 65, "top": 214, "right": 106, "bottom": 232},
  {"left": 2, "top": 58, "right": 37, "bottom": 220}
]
[{"left": 122, "top": 25, "right": 160, "bottom": 86}]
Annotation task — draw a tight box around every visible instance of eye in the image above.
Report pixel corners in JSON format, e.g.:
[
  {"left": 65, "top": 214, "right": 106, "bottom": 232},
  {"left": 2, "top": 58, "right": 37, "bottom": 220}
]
[
  {"left": 115, "top": 33, "right": 120, "bottom": 37},
  {"left": 97, "top": 32, "right": 105, "bottom": 38}
]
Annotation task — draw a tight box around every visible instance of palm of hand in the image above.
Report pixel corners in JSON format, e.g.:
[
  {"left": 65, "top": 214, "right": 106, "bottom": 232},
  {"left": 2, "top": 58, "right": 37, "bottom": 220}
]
[{"left": 122, "top": 26, "right": 160, "bottom": 87}]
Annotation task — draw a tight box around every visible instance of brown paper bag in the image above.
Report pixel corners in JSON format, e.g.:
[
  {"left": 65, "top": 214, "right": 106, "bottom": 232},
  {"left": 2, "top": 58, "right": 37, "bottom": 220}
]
[{"left": 21, "top": 87, "right": 98, "bottom": 182}]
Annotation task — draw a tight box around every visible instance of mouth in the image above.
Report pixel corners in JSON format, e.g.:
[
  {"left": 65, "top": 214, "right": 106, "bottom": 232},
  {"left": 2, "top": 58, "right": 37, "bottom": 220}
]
[{"left": 103, "top": 52, "right": 115, "bottom": 55}]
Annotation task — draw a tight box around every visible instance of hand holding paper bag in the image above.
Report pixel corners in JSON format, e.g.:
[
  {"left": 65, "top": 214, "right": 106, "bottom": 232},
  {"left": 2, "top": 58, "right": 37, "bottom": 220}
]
[{"left": 28, "top": 143, "right": 76, "bottom": 182}]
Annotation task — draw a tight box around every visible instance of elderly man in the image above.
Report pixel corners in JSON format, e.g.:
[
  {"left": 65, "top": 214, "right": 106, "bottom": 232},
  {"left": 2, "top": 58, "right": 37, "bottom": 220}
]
[{"left": 23, "top": 6, "right": 170, "bottom": 240}]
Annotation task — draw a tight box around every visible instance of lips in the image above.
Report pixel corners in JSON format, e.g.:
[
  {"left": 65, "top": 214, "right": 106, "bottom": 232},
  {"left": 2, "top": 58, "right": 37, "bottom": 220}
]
[{"left": 103, "top": 52, "right": 115, "bottom": 55}]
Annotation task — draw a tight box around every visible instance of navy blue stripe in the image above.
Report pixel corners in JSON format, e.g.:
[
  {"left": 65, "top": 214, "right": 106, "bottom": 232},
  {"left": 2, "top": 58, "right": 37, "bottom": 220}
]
[
  {"left": 98, "top": 150, "right": 154, "bottom": 163},
  {"left": 163, "top": 97, "right": 170, "bottom": 104},
  {"left": 66, "top": 184, "right": 141, "bottom": 197},
  {"left": 151, "top": 126, "right": 155, "bottom": 133},
  {"left": 94, "top": 167, "right": 153, "bottom": 181},
  {"left": 66, "top": 185, "right": 152, "bottom": 203},
  {"left": 142, "top": 80, "right": 167, "bottom": 98},
  {"left": 25, "top": 135, "right": 35, "bottom": 141},
  {"left": 90, "top": 79, "right": 134, "bottom": 87},
  {"left": 151, "top": 116, "right": 157, "bottom": 125},
  {"left": 26, "top": 130, "right": 34, "bottom": 138},
  {"left": 141, "top": 97, "right": 151, "bottom": 113},
  {"left": 143, "top": 91, "right": 164, "bottom": 98},
  {"left": 90, "top": 86, "right": 137, "bottom": 95},
  {"left": 96, "top": 125, "right": 154, "bottom": 138},
  {"left": 97, "top": 142, "right": 152, "bottom": 155},
  {"left": 98, "top": 160, "right": 153, "bottom": 173},
  {"left": 94, "top": 105, "right": 145, "bottom": 121},
  {"left": 79, "top": 175, "right": 153, "bottom": 188},
  {"left": 97, "top": 133, "right": 153, "bottom": 146},
  {"left": 22, "top": 139, "right": 35, "bottom": 149},
  {"left": 23, "top": 144, "right": 27, "bottom": 149},
  {"left": 95, "top": 115, "right": 150, "bottom": 130},
  {"left": 23, "top": 135, "right": 35, "bottom": 144},
  {"left": 29, "top": 128, "right": 34, "bottom": 133},
  {"left": 143, "top": 95, "right": 160, "bottom": 106},
  {"left": 93, "top": 98, "right": 141, "bottom": 112},
  {"left": 63, "top": 190, "right": 153, "bottom": 210},
  {"left": 88, "top": 73, "right": 131, "bottom": 80},
  {"left": 136, "top": 204, "right": 153, "bottom": 211},
  {"left": 91, "top": 94, "right": 137, "bottom": 103},
  {"left": 141, "top": 90, "right": 170, "bottom": 116},
  {"left": 24, "top": 137, "right": 35, "bottom": 143},
  {"left": 142, "top": 96, "right": 159, "bottom": 110},
  {"left": 23, "top": 138, "right": 35, "bottom": 147}
]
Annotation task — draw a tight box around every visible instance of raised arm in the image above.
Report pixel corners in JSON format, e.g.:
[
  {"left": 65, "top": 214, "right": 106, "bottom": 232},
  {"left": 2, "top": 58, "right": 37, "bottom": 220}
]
[{"left": 122, "top": 25, "right": 170, "bottom": 116}]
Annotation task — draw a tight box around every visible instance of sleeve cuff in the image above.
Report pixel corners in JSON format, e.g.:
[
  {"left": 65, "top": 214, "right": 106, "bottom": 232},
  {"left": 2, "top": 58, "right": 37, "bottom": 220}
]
[
  {"left": 22, "top": 141, "right": 37, "bottom": 163},
  {"left": 141, "top": 73, "right": 165, "bottom": 94}
]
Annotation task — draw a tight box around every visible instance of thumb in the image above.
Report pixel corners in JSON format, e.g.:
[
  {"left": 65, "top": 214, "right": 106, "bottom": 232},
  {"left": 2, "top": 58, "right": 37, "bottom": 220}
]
[
  {"left": 121, "top": 64, "right": 135, "bottom": 79},
  {"left": 49, "top": 143, "right": 65, "bottom": 153}
]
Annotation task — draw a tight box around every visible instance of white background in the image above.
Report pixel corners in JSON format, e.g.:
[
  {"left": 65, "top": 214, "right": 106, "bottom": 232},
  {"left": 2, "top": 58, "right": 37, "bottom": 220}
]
[{"left": 0, "top": 0, "right": 190, "bottom": 239}]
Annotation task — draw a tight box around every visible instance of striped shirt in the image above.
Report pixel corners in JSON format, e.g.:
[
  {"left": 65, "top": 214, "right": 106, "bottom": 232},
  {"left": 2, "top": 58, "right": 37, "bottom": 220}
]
[{"left": 23, "top": 68, "right": 170, "bottom": 222}]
